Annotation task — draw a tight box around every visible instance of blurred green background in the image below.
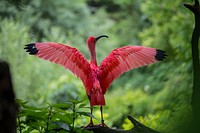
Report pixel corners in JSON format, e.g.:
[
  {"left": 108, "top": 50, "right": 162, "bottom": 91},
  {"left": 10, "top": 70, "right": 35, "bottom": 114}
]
[{"left": 0, "top": 0, "right": 194, "bottom": 132}]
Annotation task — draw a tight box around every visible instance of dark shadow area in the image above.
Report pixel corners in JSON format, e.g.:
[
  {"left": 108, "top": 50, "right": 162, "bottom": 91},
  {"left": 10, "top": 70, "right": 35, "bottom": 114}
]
[{"left": 0, "top": 60, "right": 17, "bottom": 133}]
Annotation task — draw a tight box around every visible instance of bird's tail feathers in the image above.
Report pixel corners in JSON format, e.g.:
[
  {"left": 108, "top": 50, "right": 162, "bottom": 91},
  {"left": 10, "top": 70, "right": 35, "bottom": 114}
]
[{"left": 91, "top": 94, "right": 105, "bottom": 106}]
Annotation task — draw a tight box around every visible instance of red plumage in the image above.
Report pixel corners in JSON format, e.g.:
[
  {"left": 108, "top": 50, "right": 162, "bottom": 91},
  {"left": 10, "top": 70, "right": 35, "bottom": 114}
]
[{"left": 24, "top": 35, "right": 166, "bottom": 126}]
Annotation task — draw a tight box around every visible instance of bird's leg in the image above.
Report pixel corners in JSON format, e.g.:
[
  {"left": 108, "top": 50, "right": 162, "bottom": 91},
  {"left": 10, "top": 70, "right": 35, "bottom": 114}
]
[
  {"left": 89, "top": 106, "right": 94, "bottom": 125},
  {"left": 84, "top": 106, "right": 94, "bottom": 128},
  {"left": 99, "top": 106, "right": 108, "bottom": 127},
  {"left": 100, "top": 106, "right": 104, "bottom": 124}
]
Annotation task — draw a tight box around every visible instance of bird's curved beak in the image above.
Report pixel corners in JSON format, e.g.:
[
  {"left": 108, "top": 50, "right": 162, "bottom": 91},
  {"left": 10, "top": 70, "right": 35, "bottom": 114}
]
[{"left": 95, "top": 35, "right": 108, "bottom": 42}]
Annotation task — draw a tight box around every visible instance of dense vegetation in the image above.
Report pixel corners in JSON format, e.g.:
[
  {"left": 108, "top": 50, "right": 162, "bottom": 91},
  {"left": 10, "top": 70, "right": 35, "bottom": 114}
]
[{"left": 0, "top": 0, "right": 194, "bottom": 132}]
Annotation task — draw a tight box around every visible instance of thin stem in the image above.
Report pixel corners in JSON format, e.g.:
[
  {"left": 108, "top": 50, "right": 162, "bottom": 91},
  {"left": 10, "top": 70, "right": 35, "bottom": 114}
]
[
  {"left": 46, "top": 106, "right": 52, "bottom": 132},
  {"left": 72, "top": 102, "right": 76, "bottom": 133},
  {"left": 17, "top": 116, "right": 22, "bottom": 133}
]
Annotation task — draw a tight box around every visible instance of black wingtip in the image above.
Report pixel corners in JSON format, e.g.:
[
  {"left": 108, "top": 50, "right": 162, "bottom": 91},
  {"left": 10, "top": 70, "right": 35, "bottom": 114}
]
[
  {"left": 24, "top": 43, "right": 38, "bottom": 55},
  {"left": 155, "top": 49, "right": 167, "bottom": 61}
]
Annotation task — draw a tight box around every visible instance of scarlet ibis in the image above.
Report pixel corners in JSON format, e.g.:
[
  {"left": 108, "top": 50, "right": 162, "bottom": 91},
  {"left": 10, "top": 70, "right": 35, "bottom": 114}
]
[{"left": 24, "top": 35, "right": 166, "bottom": 127}]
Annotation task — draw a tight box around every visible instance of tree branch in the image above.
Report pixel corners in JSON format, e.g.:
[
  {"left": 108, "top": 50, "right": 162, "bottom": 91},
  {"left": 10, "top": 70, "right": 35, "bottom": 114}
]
[{"left": 85, "top": 116, "right": 159, "bottom": 133}]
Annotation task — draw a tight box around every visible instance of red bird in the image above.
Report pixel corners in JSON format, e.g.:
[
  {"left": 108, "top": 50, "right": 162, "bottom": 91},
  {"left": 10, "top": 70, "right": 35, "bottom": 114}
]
[{"left": 24, "top": 35, "right": 166, "bottom": 127}]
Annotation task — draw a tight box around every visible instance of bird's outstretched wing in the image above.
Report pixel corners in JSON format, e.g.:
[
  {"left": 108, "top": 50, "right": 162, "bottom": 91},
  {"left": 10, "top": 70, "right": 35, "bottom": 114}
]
[
  {"left": 24, "top": 42, "right": 90, "bottom": 86},
  {"left": 98, "top": 46, "right": 167, "bottom": 94}
]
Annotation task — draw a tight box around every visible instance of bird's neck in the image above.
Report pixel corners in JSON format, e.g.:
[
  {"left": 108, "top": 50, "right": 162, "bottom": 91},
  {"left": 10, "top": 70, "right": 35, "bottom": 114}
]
[
  {"left": 90, "top": 49, "right": 97, "bottom": 65},
  {"left": 89, "top": 45, "right": 97, "bottom": 65}
]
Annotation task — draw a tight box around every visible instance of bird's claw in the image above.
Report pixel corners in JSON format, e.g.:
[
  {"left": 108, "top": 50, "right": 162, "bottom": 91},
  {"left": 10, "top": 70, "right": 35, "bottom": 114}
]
[
  {"left": 99, "top": 122, "right": 108, "bottom": 128},
  {"left": 83, "top": 122, "right": 94, "bottom": 128},
  {"left": 83, "top": 122, "right": 108, "bottom": 129}
]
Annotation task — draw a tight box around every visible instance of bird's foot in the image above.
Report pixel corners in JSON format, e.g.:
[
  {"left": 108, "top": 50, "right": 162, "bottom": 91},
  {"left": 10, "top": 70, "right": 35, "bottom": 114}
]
[
  {"left": 83, "top": 122, "right": 94, "bottom": 128},
  {"left": 99, "top": 121, "right": 108, "bottom": 128}
]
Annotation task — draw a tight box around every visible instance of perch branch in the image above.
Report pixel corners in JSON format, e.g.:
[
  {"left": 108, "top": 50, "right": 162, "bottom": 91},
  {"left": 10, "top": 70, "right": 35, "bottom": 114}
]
[{"left": 85, "top": 116, "right": 159, "bottom": 133}]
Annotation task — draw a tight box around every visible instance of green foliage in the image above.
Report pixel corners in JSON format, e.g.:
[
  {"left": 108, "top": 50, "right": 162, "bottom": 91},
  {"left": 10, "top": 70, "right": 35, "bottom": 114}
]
[
  {"left": 46, "top": 75, "right": 87, "bottom": 104},
  {"left": 0, "top": 0, "right": 20, "bottom": 18},
  {"left": 17, "top": 99, "right": 92, "bottom": 133},
  {"left": 0, "top": 0, "right": 195, "bottom": 132},
  {"left": 0, "top": 18, "right": 33, "bottom": 99}
]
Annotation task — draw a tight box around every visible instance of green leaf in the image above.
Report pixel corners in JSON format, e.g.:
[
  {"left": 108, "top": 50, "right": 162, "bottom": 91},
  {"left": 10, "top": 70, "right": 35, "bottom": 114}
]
[
  {"left": 69, "top": 98, "right": 84, "bottom": 104},
  {"left": 22, "top": 109, "right": 47, "bottom": 121},
  {"left": 26, "top": 121, "right": 46, "bottom": 129},
  {"left": 46, "top": 122, "right": 61, "bottom": 131},
  {"left": 52, "top": 113, "right": 72, "bottom": 124},
  {"left": 24, "top": 127, "right": 39, "bottom": 133},
  {"left": 77, "top": 112, "right": 95, "bottom": 119},
  {"left": 53, "top": 122, "right": 70, "bottom": 131},
  {"left": 16, "top": 99, "right": 28, "bottom": 107},
  {"left": 77, "top": 103, "right": 87, "bottom": 109}
]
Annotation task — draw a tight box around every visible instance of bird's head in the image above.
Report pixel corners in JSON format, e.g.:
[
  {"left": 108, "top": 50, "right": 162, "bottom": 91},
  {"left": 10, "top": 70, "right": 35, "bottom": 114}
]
[{"left": 86, "top": 35, "right": 108, "bottom": 48}]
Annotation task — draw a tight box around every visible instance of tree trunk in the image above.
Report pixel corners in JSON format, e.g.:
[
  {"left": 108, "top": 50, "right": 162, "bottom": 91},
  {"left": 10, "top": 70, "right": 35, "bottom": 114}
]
[
  {"left": 0, "top": 60, "right": 17, "bottom": 133},
  {"left": 184, "top": 0, "right": 200, "bottom": 132}
]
